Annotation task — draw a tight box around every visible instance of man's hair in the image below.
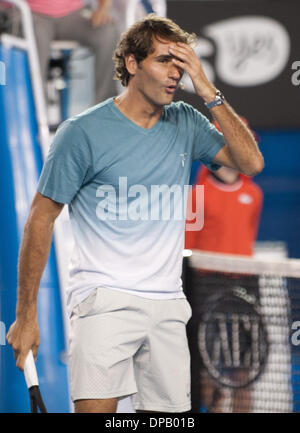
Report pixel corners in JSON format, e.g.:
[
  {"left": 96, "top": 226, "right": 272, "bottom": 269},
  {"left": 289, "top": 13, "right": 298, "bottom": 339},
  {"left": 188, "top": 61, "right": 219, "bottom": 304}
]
[{"left": 113, "top": 14, "right": 196, "bottom": 87}]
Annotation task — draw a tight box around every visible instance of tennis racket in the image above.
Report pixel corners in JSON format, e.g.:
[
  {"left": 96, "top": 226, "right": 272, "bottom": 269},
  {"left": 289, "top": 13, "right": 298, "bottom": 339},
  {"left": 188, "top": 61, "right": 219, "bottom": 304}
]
[{"left": 24, "top": 350, "right": 48, "bottom": 413}]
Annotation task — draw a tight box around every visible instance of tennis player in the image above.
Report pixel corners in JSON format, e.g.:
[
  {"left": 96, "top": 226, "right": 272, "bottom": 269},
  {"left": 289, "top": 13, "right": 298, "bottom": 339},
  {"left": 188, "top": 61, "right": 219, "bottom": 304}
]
[{"left": 6, "top": 14, "right": 264, "bottom": 413}]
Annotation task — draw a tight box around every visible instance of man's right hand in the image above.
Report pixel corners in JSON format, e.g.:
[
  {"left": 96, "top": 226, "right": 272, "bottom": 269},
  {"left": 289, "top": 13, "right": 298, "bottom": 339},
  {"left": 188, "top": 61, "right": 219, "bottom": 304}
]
[{"left": 6, "top": 318, "right": 40, "bottom": 371}]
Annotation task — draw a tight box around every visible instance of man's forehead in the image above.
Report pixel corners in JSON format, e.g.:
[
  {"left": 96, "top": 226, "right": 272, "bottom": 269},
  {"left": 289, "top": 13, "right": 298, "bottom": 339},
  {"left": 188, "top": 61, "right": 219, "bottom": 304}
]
[{"left": 148, "top": 37, "right": 175, "bottom": 56}]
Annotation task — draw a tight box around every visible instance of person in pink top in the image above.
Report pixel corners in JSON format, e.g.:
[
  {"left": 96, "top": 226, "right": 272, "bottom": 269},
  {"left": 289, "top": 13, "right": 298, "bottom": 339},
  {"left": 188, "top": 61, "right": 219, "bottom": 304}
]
[
  {"left": 23, "top": 0, "right": 118, "bottom": 103},
  {"left": 26, "top": 0, "right": 85, "bottom": 18}
]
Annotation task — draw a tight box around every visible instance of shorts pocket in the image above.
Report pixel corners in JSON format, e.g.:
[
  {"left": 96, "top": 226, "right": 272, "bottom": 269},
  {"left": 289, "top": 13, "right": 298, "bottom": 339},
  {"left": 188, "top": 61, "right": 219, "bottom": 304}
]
[
  {"left": 74, "top": 288, "right": 100, "bottom": 318},
  {"left": 176, "top": 298, "right": 193, "bottom": 324},
  {"left": 183, "top": 299, "right": 192, "bottom": 324}
]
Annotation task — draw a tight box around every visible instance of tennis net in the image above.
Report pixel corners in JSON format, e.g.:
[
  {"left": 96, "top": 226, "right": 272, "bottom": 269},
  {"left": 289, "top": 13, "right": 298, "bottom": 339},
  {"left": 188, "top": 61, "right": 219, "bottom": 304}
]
[{"left": 183, "top": 249, "right": 300, "bottom": 413}]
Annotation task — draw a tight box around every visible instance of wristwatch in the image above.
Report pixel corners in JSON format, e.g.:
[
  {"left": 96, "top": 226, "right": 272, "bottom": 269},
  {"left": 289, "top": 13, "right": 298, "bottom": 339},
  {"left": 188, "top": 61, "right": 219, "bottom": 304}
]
[{"left": 204, "top": 90, "right": 225, "bottom": 109}]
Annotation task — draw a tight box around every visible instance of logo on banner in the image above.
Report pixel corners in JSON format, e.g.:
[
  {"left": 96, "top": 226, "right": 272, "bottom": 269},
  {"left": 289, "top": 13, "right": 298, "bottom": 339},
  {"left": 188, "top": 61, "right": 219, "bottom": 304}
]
[
  {"left": 205, "top": 16, "right": 290, "bottom": 86},
  {"left": 198, "top": 288, "right": 269, "bottom": 388},
  {"left": 181, "top": 16, "right": 291, "bottom": 91}
]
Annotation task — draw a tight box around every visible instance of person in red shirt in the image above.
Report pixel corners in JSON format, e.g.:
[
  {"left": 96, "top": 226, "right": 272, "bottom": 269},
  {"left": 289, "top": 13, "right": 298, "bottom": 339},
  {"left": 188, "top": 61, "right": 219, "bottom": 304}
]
[
  {"left": 184, "top": 117, "right": 264, "bottom": 413},
  {"left": 185, "top": 165, "right": 263, "bottom": 256},
  {"left": 185, "top": 116, "right": 263, "bottom": 256}
]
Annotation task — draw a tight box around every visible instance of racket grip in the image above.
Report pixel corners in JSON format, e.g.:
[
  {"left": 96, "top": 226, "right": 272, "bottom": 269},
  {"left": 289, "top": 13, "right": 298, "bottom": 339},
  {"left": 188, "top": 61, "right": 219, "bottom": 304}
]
[{"left": 24, "top": 350, "right": 39, "bottom": 389}]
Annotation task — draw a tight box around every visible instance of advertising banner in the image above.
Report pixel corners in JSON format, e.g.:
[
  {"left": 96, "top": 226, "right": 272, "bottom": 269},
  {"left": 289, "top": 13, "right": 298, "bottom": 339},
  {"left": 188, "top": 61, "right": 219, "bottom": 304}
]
[{"left": 167, "top": 0, "right": 300, "bottom": 128}]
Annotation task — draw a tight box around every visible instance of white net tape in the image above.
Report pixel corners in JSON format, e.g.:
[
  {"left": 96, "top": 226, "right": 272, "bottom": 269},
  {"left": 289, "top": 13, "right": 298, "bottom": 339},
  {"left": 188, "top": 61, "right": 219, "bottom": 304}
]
[{"left": 189, "top": 250, "right": 300, "bottom": 278}]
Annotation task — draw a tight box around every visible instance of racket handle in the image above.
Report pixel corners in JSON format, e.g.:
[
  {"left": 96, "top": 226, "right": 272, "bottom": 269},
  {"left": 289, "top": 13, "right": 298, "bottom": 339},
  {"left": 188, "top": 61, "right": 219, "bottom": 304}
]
[{"left": 24, "top": 350, "right": 39, "bottom": 389}]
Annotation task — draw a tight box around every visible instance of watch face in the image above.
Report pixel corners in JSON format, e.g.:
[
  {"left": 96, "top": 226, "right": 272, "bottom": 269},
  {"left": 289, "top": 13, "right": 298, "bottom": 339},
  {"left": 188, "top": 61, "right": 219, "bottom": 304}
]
[
  {"left": 205, "top": 90, "right": 225, "bottom": 108},
  {"left": 216, "top": 90, "right": 225, "bottom": 100}
]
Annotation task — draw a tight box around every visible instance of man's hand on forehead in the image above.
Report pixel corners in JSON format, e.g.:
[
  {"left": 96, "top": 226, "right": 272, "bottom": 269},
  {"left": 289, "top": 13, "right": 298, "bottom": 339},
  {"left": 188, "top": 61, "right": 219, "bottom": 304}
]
[{"left": 168, "top": 42, "right": 216, "bottom": 102}]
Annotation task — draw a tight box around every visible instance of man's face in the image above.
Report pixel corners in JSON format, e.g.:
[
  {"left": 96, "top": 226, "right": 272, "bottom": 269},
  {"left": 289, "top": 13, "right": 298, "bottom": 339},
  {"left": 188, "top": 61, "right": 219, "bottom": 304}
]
[{"left": 129, "top": 37, "right": 185, "bottom": 107}]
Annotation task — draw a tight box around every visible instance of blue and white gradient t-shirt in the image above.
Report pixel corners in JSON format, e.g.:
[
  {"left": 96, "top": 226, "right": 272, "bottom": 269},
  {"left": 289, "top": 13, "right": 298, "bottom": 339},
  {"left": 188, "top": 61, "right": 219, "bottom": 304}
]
[{"left": 37, "top": 98, "right": 225, "bottom": 315}]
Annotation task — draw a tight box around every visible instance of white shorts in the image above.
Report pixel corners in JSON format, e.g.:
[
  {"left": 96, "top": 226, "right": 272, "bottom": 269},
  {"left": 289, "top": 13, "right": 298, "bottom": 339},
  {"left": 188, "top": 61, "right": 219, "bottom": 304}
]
[{"left": 68, "top": 287, "right": 192, "bottom": 412}]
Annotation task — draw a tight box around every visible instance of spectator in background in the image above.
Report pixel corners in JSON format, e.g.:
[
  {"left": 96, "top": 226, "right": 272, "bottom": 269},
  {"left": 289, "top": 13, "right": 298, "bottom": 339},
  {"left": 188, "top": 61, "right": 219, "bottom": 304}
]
[
  {"left": 185, "top": 117, "right": 263, "bottom": 256},
  {"left": 184, "top": 117, "right": 264, "bottom": 412},
  {"left": 185, "top": 168, "right": 263, "bottom": 255},
  {"left": 21, "top": 0, "right": 118, "bottom": 103},
  {"left": 112, "top": 0, "right": 167, "bottom": 36}
]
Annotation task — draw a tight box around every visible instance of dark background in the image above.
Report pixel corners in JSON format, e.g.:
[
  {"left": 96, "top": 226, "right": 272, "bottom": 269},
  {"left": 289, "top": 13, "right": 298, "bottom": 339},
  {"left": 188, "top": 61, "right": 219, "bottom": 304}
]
[{"left": 168, "top": 0, "right": 300, "bottom": 129}]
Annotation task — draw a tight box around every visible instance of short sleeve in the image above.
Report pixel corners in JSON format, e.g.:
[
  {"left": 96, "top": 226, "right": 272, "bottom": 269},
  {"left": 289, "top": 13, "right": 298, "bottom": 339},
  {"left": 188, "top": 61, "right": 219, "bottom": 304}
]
[
  {"left": 191, "top": 109, "right": 225, "bottom": 171},
  {"left": 37, "top": 120, "right": 92, "bottom": 204}
]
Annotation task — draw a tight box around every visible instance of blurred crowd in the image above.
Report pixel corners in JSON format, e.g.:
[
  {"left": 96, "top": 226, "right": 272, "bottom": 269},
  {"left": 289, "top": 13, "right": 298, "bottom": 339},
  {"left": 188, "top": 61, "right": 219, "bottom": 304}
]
[{"left": 0, "top": 0, "right": 167, "bottom": 105}]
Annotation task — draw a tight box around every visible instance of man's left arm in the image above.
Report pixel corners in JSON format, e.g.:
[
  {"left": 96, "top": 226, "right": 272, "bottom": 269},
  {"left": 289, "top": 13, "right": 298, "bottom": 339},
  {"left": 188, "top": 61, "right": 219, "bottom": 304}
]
[
  {"left": 169, "top": 43, "right": 264, "bottom": 177},
  {"left": 91, "top": 0, "right": 113, "bottom": 27}
]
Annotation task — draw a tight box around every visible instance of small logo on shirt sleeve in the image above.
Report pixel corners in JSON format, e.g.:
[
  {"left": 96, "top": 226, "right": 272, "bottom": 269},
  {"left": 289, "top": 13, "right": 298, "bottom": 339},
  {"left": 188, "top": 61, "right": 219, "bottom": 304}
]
[{"left": 238, "top": 193, "right": 253, "bottom": 204}]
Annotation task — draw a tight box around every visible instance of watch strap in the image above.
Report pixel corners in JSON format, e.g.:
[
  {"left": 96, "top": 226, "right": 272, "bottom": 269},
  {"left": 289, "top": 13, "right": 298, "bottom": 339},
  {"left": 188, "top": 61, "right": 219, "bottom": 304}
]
[{"left": 205, "top": 90, "right": 225, "bottom": 109}]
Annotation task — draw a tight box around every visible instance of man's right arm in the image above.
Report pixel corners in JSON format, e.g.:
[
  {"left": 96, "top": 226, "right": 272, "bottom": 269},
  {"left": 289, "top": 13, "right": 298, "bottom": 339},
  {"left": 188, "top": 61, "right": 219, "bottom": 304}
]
[{"left": 6, "top": 192, "right": 64, "bottom": 370}]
